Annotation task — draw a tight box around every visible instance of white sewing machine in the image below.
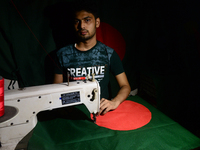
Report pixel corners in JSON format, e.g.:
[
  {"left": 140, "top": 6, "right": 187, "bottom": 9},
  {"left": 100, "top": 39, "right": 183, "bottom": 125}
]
[{"left": 0, "top": 79, "right": 100, "bottom": 150}]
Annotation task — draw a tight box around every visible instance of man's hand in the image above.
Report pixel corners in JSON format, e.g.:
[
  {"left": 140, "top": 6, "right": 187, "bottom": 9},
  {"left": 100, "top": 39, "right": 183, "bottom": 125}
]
[
  {"left": 53, "top": 74, "right": 63, "bottom": 83},
  {"left": 98, "top": 98, "right": 120, "bottom": 115},
  {"left": 97, "top": 72, "right": 131, "bottom": 116}
]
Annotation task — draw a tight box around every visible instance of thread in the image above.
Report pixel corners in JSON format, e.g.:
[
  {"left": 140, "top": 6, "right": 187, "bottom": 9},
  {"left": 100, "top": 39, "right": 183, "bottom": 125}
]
[{"left": 0, "top": 77, "right": 4, "bottom": 117}]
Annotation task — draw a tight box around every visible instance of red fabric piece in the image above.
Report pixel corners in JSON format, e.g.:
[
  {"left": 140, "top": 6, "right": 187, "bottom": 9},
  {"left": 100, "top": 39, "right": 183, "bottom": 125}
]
[
  {"left": 0, "top": 78, "right": 4, "bottom": 117},
  {"left": 91, "top": 100, "right": 152, "bottom": 131},
  {"left": 96, "top": 22, "right": 126, "bottom": 60}
]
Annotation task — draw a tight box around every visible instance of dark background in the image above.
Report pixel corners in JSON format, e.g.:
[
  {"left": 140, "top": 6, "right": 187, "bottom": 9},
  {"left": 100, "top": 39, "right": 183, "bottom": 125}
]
[{"left": 0, "top": 0, "right": 200, "bottom": 137}]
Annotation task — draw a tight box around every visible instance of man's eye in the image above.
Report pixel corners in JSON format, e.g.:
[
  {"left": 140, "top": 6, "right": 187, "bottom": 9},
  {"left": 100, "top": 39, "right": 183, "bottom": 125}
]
[
  {"left": 85, "top": 19, "right": 91, "bottom": 22},
  {"left": 74, "top": 20, "right": 79, "bottom": 24}
]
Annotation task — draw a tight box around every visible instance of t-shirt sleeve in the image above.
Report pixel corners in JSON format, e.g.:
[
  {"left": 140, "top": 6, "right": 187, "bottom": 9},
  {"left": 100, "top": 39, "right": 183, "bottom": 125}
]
[{"left": 110, "top": 50, "right": 124, "bottom": 75}]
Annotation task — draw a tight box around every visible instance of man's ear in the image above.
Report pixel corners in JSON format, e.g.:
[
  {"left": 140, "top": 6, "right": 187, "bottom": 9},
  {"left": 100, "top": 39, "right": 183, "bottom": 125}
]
[{"left": 96, "top": 18, "right": 100, "bottom": 28}]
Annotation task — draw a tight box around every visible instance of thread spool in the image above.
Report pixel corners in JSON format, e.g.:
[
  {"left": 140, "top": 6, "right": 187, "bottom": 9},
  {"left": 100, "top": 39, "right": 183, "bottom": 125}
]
[{"left": 0, "top": 76, "right": 4, "bottom": 117}]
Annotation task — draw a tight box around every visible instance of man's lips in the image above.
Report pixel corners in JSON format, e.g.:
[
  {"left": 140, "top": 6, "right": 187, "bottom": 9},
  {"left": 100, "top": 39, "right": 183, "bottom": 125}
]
[{"left": 79, "top": 30, "right": 88, "bottom": 35}]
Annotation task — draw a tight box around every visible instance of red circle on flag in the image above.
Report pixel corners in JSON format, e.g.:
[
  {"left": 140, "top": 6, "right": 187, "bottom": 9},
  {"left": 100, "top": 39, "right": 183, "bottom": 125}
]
[
  {"left": 91, "top": 100, "right": 152, "bottom": 131},
  {"left": 96, "top": 22, "right": 126, "bottom": 60}
]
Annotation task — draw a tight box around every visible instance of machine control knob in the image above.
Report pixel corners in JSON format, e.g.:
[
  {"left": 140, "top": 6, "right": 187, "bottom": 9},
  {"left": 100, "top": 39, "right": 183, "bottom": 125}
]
[{"left": 90, "top": 88, "right": 97, "bottom": 101}]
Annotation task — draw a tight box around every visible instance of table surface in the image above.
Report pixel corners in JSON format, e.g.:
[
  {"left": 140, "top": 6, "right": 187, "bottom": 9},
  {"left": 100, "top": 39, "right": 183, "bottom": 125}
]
[{"left": 27, "top": 95, "right": 200, "bottom": 150}]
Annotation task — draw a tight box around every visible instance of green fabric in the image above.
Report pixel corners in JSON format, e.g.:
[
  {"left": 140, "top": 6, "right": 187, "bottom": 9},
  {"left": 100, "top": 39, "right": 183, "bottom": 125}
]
[{"left": 28, "top": 96, "right": 200, "bottom": 150}]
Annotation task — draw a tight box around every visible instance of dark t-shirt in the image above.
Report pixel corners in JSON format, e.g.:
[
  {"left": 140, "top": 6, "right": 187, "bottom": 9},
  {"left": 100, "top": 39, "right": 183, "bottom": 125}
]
[{"left": 55, "top": 41, "right": 124, "bottom": 99}]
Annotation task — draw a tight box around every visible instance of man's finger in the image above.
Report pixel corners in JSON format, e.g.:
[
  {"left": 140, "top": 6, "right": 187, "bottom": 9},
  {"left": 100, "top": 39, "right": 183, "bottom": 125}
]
[
  {"left": 100, "top": 98, "right": 106, "bottom": 104},
  {"left": 99, "top": 104, "right": 107, "bottom": 114},
  {"left": 101, "top": 108, "right": 109, "bottom": 115}
]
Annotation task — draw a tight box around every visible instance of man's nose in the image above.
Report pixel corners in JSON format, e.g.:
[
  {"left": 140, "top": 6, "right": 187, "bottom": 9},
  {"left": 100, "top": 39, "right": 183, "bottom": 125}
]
[{"left": 78, "top": 20, "right": 85, "bottom": 29}]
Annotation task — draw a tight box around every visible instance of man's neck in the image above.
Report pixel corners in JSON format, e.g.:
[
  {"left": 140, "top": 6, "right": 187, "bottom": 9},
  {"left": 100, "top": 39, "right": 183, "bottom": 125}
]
[{"left": 75, "top": 38, "right": 97, "bottom": 51}]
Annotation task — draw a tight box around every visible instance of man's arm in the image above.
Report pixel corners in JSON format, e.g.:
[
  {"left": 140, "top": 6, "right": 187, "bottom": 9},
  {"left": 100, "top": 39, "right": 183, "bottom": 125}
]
[
  {"left": 53, "top": 74, "right": 63, "bottom": 83},
  {"left": 98, "top": 72, "right": 131, "bottom": 115}
]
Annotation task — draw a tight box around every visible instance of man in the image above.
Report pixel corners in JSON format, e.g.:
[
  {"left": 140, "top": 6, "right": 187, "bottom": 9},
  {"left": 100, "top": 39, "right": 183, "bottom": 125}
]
[{"left": 53, "top": 0, "right": 131, "bottom": 115}]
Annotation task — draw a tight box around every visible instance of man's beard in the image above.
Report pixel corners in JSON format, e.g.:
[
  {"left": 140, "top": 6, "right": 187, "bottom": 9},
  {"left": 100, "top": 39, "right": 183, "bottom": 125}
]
[{"left": 76, "top": 29, "right": 96, "bottom": 42}]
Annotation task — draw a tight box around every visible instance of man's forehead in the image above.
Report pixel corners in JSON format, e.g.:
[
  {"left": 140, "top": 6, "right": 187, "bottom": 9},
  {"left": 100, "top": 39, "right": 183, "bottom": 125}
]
[{"left": 74, "top": 10, "right": 95, "bottom": 19}]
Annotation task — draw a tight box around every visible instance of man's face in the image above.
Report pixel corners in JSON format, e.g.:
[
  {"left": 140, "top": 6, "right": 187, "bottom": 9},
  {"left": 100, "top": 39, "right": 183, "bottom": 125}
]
[{"left": 74, "top": 10, "right": 100, "bottom": 41}]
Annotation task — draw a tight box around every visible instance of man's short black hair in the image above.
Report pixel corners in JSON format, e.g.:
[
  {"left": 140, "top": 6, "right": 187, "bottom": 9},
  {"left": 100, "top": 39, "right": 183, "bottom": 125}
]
[{"left": 72, "top": 0, "right": 99, "bottom": 18}]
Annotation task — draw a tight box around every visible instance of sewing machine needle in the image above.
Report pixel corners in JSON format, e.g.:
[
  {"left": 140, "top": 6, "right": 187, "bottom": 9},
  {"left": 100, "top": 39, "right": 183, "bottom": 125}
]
[{"left": 92, "top": 113, "right": 96, "bottom": 123}]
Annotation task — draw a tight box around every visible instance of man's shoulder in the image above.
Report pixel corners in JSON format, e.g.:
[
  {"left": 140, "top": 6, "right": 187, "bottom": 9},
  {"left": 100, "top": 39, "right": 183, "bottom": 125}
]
[
  {"left": 96, "top": 41, "right": 114, "bottom": 53},
  {"left": 57, "top": 44, "right": 74, "bottom": 55}
]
